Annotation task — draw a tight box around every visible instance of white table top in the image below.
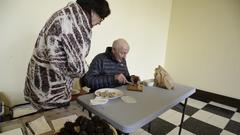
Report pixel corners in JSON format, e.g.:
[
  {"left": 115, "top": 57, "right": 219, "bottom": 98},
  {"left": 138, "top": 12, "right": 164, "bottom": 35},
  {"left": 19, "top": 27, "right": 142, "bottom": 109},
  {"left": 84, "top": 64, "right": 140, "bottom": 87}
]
[{"left": 77, "top": 83, "right": 196, "bottom": 133}]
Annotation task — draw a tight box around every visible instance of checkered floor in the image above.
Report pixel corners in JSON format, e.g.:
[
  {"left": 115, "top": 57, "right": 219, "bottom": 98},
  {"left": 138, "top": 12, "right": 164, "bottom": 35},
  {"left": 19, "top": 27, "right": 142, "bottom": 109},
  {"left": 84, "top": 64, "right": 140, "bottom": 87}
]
[{"left": 135, "top": 98, "right": 240, "bottom": 135}]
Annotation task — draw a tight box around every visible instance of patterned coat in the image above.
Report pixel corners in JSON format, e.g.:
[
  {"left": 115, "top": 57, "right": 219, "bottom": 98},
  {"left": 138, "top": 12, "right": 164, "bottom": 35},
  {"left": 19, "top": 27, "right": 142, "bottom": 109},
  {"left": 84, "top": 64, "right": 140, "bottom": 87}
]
[
  {"left": 84, "top": 47, "right": 131, "bottom": 93},
  {"left": 24, "top": 2, "right": 92, "bottom": 109}
]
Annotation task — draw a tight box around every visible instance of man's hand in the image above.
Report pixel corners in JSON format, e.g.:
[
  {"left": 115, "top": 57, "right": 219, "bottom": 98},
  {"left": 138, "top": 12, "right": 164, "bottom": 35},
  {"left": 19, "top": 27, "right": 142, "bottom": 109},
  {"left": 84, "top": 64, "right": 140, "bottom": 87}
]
[{"left": 114, "top": 73, "right": 128, "bottom": 84}]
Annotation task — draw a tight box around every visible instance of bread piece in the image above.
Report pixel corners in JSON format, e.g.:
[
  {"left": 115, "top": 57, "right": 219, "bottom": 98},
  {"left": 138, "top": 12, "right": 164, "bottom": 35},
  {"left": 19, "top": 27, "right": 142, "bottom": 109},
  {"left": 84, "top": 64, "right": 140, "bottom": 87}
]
[
  {"left": 154, "top": 65, "right": 174, "bottom": 90},
  {"left": 127, "top": 84, "right": 144, "bottom": 92}
]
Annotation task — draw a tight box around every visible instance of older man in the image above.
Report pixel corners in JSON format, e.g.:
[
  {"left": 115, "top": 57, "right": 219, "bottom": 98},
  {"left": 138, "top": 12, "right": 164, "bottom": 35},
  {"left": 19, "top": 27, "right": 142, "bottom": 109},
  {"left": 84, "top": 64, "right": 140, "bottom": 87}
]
[{"left": 83, "top": 38, "right": 131, "bottom": 93}]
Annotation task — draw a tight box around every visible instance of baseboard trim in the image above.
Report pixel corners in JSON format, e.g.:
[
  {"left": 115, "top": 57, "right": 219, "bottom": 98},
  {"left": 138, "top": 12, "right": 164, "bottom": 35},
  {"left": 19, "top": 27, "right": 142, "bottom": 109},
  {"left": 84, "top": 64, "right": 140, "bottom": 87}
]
[{"left": 190, "top": 89, "right": 240, "bottom": 112}]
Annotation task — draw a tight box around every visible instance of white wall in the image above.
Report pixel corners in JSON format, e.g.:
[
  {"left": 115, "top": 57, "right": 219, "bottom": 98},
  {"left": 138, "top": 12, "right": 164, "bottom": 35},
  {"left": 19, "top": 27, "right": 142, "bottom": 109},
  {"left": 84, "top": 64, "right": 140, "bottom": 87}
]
[
  {"left": 165, "top": 0, "right": 240, "bottom": 99},
  {"left": 0, "top": 0, "right": 172, "bottom": 105},
  {"left": 89, "top": 0, "right": 173, "bottom": 78}
]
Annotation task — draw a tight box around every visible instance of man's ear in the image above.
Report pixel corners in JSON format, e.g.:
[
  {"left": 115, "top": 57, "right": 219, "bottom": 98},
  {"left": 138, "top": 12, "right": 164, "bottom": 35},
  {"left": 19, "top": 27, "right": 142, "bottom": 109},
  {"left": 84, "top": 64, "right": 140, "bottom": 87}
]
[{"left": 112, "top": 47, "right": 116, "bottom": 54}]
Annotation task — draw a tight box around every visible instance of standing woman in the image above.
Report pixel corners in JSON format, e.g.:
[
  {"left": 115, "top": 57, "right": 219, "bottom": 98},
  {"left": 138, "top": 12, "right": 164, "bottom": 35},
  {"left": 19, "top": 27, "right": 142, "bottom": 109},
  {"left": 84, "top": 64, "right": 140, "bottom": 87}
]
[{"left": 24, "top": 0, "right": 110, "bottom": 110}]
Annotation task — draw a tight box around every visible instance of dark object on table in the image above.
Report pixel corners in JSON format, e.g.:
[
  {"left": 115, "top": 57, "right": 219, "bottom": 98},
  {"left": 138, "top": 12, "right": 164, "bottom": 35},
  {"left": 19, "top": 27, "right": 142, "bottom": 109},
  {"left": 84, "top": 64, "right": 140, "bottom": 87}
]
[
  {"left": 131, "top": 75, "right": 140, "bottom": 84},
  {"left": 127, "top": 75, "right": 144, "bottom": 92},
  {"left": 57, "top": 115, "right": 114, "bottom": 135}
]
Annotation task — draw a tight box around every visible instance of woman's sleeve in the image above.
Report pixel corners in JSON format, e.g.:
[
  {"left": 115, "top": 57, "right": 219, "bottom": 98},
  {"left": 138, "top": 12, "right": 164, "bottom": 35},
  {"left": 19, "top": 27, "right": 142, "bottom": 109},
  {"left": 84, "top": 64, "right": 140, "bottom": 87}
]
[{"left": 44, "top": 15, "right": 90, "bottom": 78}]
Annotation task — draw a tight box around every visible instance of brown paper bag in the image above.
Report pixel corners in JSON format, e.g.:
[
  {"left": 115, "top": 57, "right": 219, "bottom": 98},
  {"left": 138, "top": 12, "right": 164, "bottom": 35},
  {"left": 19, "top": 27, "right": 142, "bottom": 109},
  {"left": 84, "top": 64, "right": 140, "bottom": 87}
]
[{"left": 154, "top": 65, "right": 174, "bottom": 90}]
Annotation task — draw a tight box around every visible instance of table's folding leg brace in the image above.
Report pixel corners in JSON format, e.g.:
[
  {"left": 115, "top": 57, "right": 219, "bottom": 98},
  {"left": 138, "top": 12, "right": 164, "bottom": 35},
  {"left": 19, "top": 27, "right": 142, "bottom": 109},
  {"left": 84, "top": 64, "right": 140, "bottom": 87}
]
[
  {"left": 117, "top": 129, "right": 129, "bottom": 135},
  {"left": 82, "top": 107, "right": 92, "bottom": 118},
  {"left": 178, "top": 98, "right": 188, "bottom": 135}
]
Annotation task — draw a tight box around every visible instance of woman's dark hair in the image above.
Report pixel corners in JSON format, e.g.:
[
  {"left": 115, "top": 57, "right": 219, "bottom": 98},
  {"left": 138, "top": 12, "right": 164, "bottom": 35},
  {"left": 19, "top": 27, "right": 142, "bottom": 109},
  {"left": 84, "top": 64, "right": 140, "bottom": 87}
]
[{"left": 76, "top": 0, "right": 111, "bottom": 20}]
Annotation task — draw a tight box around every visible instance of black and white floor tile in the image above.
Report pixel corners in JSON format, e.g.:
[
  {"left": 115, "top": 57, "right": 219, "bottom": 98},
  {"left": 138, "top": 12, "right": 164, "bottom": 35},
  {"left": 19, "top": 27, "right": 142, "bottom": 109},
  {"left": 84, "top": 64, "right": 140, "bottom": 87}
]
[{"left": 137, "top": 98, "right": 240, "bottom": 135}]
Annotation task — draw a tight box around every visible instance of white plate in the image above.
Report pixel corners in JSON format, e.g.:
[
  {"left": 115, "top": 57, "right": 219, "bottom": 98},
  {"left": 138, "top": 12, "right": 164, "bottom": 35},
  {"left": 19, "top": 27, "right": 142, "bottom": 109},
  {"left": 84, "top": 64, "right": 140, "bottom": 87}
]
[{"left": 95, "top": 88, "right": 124, "bottom": 99}]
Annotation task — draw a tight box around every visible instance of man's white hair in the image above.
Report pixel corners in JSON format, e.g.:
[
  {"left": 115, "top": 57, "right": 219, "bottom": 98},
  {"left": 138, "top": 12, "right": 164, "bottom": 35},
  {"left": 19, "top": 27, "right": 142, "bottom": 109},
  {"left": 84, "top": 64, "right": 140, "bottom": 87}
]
[{"left": 112, "top": 38, "right": 129, "bottom": 51}]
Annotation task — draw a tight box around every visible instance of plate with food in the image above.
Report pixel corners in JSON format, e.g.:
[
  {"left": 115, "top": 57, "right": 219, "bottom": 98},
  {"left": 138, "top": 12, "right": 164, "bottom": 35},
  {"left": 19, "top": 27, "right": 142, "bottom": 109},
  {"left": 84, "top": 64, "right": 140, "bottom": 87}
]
[{"left": 95, "top": 88, "right": 124, "bottom": 99}]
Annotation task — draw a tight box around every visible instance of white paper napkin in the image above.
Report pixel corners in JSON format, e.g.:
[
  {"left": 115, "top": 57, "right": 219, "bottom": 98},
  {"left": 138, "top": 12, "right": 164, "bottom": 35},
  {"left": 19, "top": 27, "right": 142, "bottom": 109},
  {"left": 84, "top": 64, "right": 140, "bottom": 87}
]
[
  {"left": 90, "top": 97, "right": 109, "bottom": 105},
  {"left": 121, "top": 96, "right": 137, "bottom": 103}
]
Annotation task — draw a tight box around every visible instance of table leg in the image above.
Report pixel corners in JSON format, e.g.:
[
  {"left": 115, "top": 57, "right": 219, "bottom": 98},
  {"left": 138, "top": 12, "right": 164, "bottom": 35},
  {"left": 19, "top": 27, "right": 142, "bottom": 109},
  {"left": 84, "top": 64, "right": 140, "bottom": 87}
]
[
  {"left": 178, "top": 98, "right": 188, "bottom": 135},
  {"left": 148, "top": 122, "right": 152, "bottom": 132},
  {"left": 88, "top": 111, "right": 92, "bottom": 118},
  {"left": 81, "top": 106, "right": 92, "bottom": 118}
]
